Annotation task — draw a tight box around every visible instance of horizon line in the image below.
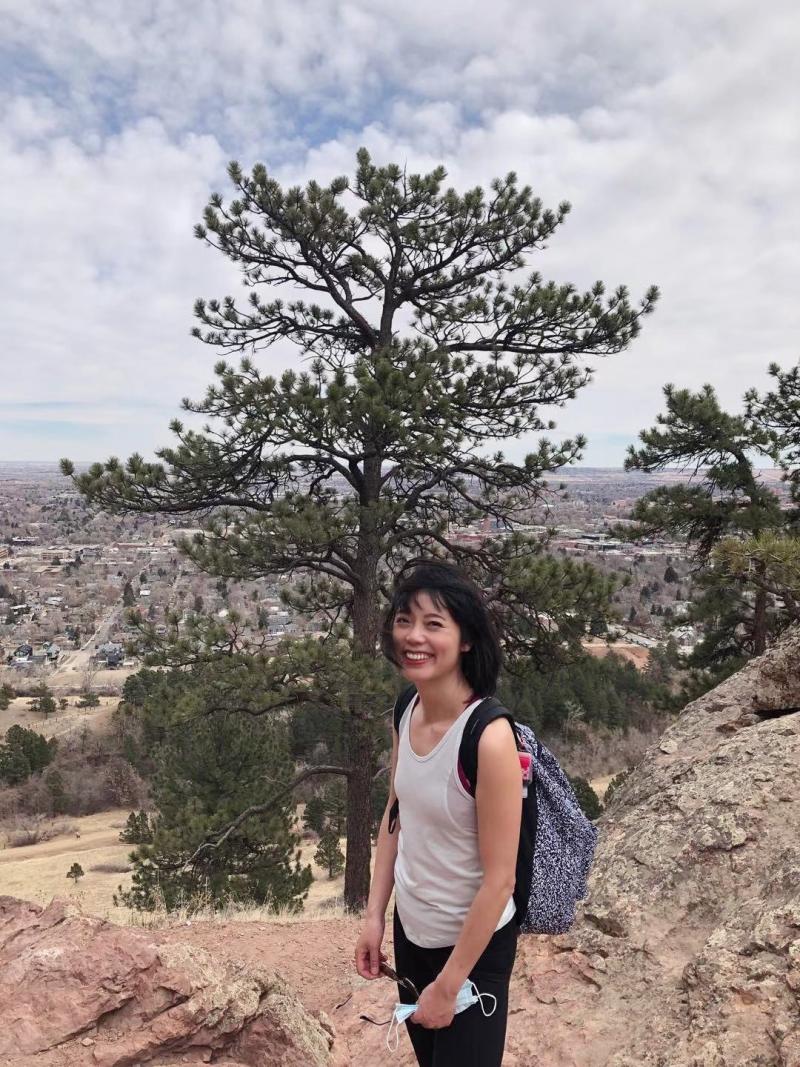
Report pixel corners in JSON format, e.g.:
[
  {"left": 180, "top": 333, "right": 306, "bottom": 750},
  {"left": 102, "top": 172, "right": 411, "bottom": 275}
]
[{"left": 0, "top": 459, "right": 785, "bottom": 472}]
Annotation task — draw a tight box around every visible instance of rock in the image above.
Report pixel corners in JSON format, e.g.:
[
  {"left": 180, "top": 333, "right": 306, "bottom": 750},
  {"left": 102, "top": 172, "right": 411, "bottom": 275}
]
[
  {"left": 0, "top": 896, "right": 333, "bottom": 1066},
  {"left": 659, "top": 738, "right": 678, "bottom": 754}
]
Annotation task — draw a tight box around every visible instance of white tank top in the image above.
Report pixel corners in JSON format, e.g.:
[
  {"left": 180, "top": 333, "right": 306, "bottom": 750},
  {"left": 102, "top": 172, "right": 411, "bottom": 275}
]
[{"left": 393, "top": 693, "right": 516, "bottom": 949}]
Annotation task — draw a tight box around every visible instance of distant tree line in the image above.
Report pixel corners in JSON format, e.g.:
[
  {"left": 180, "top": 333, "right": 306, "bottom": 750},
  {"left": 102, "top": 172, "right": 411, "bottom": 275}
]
[{"left": 499, "top": 652, "right": 674, "bottom": 737}]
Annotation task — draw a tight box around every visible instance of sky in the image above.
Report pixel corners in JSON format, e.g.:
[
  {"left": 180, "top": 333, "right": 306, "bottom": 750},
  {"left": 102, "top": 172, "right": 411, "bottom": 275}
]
[{"left": 1, "top": 0, "right": 798, "bottom": 467}]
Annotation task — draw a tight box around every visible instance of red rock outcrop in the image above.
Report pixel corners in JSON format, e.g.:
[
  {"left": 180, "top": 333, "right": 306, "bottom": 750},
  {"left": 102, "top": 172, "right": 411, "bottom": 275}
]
[{"left": 0, "top": 896, "right": 334, "bottom": 1066}]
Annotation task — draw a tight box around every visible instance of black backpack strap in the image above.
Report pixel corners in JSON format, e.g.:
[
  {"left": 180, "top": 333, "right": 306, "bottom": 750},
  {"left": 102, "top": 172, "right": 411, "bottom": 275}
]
[
  {"left": 388, "top": 685, "right": 417, "bottom": 834},
  {"left": 458, "top": 698, "right": 519, "bottom": 797},
  {"left": 393, "top": 684, "right": 417, "bottom": 734}
]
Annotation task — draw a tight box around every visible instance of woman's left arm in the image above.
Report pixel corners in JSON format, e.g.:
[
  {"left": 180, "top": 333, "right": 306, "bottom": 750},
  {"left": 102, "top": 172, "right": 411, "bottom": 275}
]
[{"left": 413, "top": 718, "right": 522, "bottom": 1029}]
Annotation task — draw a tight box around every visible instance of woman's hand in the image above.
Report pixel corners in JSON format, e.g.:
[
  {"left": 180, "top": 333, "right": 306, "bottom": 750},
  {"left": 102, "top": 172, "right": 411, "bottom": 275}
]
[
  {"left": 412, "top": 978, "right": 457, "bottom": 1029},
  {"left": 354, "top": 914, "right": 387, "bottom": 979}
]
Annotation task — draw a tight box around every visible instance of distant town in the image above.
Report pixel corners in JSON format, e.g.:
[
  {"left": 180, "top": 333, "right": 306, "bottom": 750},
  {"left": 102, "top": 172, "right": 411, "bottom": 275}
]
[{"left": 0, "top": 461, "right": 789, "bottom": 694}]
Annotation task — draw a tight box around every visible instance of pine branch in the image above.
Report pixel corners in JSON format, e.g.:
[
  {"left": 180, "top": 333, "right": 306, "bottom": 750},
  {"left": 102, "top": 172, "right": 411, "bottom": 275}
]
[{"left": 183, "top": 764, "right": 352, "bottom": 869}]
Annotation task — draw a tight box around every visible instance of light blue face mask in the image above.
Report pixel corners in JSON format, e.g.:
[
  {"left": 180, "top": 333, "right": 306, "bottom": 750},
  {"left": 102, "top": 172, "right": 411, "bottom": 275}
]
[{"left": 386, "top": 979, "right": 497, "bottom": 1051}]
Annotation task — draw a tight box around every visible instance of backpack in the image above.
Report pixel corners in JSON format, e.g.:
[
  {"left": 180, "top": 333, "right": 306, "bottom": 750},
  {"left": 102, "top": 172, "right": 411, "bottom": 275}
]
[{"left": 390, "top": 685, "right": 598, "bottom": 935}]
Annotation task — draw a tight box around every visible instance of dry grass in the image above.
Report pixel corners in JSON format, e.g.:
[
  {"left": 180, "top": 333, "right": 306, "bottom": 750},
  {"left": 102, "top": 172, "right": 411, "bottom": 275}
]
[
  {"left": 3, "top": 817, "right": 78, "bottom": 847},
  {"left": 125, "top": 890, "right": 351, "bottom": 931},
  {"left": 588, "top": 774, "right": 616, "bottom": 802},
  {"left": 0, "top": 694, "right": 119, "bottom": 741},
  {"left": 0, "top": 808, "right": 358, "bottom": 928},
  {"left": 0, "top": 808, "right": 137, "bottom": 921},
  {"left": 124, "top": 836, "right": 356, "bottom": 931}
]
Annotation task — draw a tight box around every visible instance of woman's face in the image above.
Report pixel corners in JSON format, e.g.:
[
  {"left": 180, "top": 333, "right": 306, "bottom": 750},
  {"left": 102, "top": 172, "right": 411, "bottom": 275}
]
[{"left": 391, "top": 590, "right": 471, "bottom": 686}]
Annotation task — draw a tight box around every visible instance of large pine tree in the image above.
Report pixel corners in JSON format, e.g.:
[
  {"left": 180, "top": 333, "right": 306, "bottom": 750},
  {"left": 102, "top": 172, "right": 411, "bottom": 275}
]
[{"left": 63, "top": 150, "right": 657, "bottom": 908}]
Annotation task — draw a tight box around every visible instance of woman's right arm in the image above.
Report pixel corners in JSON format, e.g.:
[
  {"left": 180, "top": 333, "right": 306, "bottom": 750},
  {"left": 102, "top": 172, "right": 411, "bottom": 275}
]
[{"left": 354, "top": 725, "right": 400, "bottom": 979}]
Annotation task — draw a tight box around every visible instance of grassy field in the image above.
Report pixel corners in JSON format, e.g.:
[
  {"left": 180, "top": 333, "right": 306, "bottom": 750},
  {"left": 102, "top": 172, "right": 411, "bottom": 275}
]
[
  {"left": 0, "top": 807, "right": 351, "bottom": 925},
  {"left": 0, "top": 694, "right": 119, "bottom": 740}
]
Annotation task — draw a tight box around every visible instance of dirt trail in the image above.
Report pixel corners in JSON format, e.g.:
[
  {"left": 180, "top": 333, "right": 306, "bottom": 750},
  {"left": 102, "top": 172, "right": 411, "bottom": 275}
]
[
  {"left": 583, "top": 640, "right": 650, "bottom": 670},
  {"left": 163, "top": 916, "right": 366, "bottom": 1016}
]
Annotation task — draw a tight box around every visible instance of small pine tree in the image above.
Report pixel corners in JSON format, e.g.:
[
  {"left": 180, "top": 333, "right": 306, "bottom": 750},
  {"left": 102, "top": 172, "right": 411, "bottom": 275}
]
[
  {"left": 663, "top": 564, "right": 679, "bottom": 584},
  {"left": 116, "top": 668, "right": 312, "bottom": 914},
  {"left": 0, "top": 724, "right": 56, "bottom": 784},
  {"left": 120, "top": 810, "right": 154, "bottom": 844},
  {"left": 567, "top": 776, "right": 603, "bottom": 820},
  {"left": 321, "top": 780, "right": 347, "bottom": 838},
  {"left": 67, "top": 862, "right": 84, "bottom": 884},
  {"left": 0, "top": 744, "right": 31, "bottom": 786},
  {"left": 315, "top": 827, "right": 345, "bottom": 879},
  {"left": 303, "top": 794, "right": 326, "bottom": 836},
  {"left": 604, "top": 766, "right": 634, "bottom": 806},
  {"left": 29, "top": 683, "right": 56, "bottom": 719},
  {"left": 45, "top": 769, "right": 68, "bottom": 814},
  {"left": 137, "top": 810, "right": 154, "bottom": 842}
]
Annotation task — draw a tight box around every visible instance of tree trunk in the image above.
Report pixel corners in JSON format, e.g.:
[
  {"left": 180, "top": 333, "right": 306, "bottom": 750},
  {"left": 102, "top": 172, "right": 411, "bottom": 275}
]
[
  {"left": 343, "top": 461, "right": 383, "bottom": 911},
  {"left": 753, "top": 579, "right": 768, "bottom": 656},
  {"left": 343, "top": 717, "right": 375, "bottom": 909}
]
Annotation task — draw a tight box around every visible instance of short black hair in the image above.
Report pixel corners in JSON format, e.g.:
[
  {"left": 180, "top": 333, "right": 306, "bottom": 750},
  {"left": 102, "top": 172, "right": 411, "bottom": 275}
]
[{"left": 380, "top": 559, "right": 502, "bottom": 696}]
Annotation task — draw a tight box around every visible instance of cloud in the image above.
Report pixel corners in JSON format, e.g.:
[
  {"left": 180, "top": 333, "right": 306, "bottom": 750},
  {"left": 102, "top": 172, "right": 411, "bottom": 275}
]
[{"left": 1, "top": 0, "right": 799, "bottom": 465}]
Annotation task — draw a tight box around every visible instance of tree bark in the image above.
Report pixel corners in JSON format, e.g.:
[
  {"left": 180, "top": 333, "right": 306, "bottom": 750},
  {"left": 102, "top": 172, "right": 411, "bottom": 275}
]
[
  {"left": 343, "top": 717, "right": 375, "bottom": 909},
  {"left": 753, "top": 573, "right": 768, "bottom": 656},
  {"left": 343, "top": 454, "right": 383, "bottom": 910}
]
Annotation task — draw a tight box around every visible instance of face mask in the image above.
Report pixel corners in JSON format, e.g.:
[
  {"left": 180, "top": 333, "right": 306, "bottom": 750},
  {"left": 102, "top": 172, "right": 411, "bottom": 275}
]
[{"left": 386, "top": 979, "right": 497, "bottom": 1051}]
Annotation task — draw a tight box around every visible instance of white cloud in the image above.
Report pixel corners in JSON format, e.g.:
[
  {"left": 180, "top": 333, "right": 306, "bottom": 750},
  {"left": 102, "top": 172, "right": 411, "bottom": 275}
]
[{"left": 0, "top": 0, "right": 798, "bottom": 464}]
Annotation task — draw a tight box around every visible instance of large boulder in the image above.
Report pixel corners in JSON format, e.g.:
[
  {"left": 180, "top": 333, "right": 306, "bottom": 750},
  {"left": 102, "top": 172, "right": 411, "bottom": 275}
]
[
  {"left": 577, "top": 623, "right": 800, "bottom": 1066},
  {"left": 0, "top": 896, "right": 334, "bottom": 1067},
  {"left": 340, "top": 626, "right": 800, "bottom": 1065}
]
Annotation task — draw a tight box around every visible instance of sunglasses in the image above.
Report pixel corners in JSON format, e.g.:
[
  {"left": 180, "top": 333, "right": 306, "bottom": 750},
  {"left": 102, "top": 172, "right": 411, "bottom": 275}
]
[
  {"left": 359, "top": 961, "right": 420, "bottom": 1027},
  {"left": 378, "top": 960, "right": 420, "bottom": 999}
]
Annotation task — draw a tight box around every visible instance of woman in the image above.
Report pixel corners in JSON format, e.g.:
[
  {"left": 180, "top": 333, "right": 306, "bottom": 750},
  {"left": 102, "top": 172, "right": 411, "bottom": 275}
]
[{"left": 355, "top": 560, "right": 522, "bottom": 1066}]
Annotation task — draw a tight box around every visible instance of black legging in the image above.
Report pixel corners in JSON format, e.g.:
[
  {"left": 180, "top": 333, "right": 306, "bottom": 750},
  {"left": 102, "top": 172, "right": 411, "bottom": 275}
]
[{"left": 392, "top": 909, "right": 518, "bottom": 1066}]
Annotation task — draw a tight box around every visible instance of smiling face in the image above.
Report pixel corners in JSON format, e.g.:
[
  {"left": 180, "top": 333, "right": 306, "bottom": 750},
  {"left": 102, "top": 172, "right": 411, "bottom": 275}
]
[{"left": 391, "top": 590, "right": 472, "bottom": 686}]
